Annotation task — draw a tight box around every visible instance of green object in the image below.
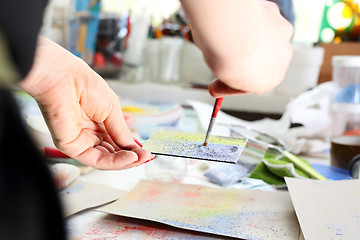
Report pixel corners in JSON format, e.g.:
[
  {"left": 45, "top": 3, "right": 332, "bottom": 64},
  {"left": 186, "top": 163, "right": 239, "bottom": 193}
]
[
  {"left": 250, "top": 148, "right": 327, "bottom": 186},
  {"left": 281, "top": 150, "right": 327, "bottom": 180},
  {"left": 263, "top": 158, "right": 310, "bottom": 179},
  {"left": 318, "top": 0, "right": 360, "bottom": 43},
  {"left": 250, "top": 162, "right": 286, "bottom": 187}
]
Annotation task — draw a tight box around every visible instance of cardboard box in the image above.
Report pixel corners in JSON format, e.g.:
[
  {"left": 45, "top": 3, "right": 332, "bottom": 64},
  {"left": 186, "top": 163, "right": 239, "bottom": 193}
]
[{"left": 318, "top": 42, "right": 360, "bottom": 83}]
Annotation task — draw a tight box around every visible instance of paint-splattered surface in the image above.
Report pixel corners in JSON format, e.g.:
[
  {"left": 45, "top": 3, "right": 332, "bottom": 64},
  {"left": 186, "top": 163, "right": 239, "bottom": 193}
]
[
  {"left": 98, "top": 180, "right": 300, "bottom": 239},
  {"left": 142, "top": 130, "right": 247, "bottom": 163},
  {"left": 59, "top": 179, "right": 124, "bottom": 217},
  {"left": 286, "top": 178, "right": 360, "bottom": 240},
  {"left": 68, "top": 211, "right": 239, "bottom": 240}
]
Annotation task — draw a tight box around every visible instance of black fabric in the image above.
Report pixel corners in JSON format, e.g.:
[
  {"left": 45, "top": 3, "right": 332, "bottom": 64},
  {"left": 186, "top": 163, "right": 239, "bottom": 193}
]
[
  {"left": 0, "top": 0, "right": 48, "bottom": 79},
  {"left": 0, "top": 1, "right": 66, "bottom": 239},
  {"left": 0, "top": 88, "right": 66, "bottom": 240}
]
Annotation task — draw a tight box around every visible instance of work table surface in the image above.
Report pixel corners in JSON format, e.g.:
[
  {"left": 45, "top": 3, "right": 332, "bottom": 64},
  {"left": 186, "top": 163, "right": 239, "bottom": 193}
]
[{"left": 65, "top": 155, "right": 329, "bottom": 239}]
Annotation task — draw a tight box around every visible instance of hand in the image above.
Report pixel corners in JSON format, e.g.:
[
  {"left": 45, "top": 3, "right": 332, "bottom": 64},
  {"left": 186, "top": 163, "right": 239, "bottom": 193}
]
[
  {"left": 181, "top": 0, "right": 293, "bottom": 97},
  {"left": 19, "top": 37, "right": 155, "bottom": 170}
]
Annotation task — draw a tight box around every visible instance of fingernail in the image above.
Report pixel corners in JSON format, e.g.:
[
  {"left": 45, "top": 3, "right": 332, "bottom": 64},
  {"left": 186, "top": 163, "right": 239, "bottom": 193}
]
[
  {"left": 144, "top": 155, "right": 156, "bottom": 163},
  {"left": 133, "top": 137, "right": 143, "bottom": 147}
]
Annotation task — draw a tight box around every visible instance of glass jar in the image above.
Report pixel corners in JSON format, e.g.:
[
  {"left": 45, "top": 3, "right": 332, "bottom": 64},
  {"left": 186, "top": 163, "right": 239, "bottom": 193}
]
[
  {"left": 157, "top": 37, "right": 184, "bottom": 84},
  {"left": 330, "top": 55, "right": 360, "bottom": 169},
  {"left": 331, "top": 102, "right": 360, "bottom": 137},
  {"left": 332, "top": 55, "right": 360, "bottom": 90},
  {"left": 143, "top": 127, "right": 188, "bottom": 182},
  {"left": 144, "top": 155, "right": 187, "bottom": 183},
  {"left": 331, "top": 55, "right": 360, "bottom": 137}
]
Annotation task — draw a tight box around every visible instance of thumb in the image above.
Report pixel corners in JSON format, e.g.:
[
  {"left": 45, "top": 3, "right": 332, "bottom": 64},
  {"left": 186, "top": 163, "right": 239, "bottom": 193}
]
[{"left": 103, "top": 98, "right": 138, "bottom": 150}]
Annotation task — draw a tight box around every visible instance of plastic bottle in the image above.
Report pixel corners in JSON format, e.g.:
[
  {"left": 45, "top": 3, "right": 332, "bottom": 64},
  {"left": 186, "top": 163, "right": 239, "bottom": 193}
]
[
  {"left": 330, "top": 55, "right": 360, "bottom": 169},
  {"left": 331, "top": 55, "right": 360, "bottom": 136}
]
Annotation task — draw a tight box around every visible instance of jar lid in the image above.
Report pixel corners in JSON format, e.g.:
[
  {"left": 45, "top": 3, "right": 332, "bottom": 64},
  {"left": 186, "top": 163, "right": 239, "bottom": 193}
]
[{"left": 332, "top": 55, "right": 360, "bottom": 67}]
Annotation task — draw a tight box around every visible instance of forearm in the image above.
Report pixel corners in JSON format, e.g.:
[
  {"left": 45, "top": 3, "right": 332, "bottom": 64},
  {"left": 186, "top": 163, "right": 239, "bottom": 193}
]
[
  {"left": 18, "top": 36, "right": 83, "bottom": 99},
  {"left": 181, "top": 0, "right": 260, "bottom": 61},
  {"left": 181, "top": 1, "right": 262, "bottom": 80},
  {"left": 181, "top": 0, "right": 293, "bottom": 94}
]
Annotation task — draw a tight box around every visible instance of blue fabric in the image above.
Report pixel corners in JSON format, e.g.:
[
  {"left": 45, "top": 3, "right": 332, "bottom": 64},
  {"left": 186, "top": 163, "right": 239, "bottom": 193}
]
[
  {"left": 278, "top": 0, "right": 296, "bottom": 25},
  {"left": 311, "top": 163, "right": 352, "bottom": 180},
  {"left": 269, "top": 0, "right": 296, "bottom": 26}
]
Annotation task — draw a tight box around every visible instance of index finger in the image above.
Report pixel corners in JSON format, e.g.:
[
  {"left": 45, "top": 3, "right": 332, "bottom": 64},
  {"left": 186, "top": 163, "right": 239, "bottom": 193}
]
[{"left": 103, "top": 93, "right": 139, "bottom": 150}]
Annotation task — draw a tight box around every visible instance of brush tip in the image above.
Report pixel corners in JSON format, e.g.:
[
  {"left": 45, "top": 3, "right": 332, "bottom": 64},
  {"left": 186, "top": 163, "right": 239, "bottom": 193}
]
[{"left": 203, "top": 142, "right": 208, "bottom": 146}]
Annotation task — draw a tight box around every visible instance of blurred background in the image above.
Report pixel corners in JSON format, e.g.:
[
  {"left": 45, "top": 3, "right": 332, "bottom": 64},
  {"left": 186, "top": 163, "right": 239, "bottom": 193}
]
[
  {"left": 37, "top": 0, "right": 360, "bottom": 144},
  {"left": 27, "top": 1, "right": 356, "bottom": 137},
  {"left": 24, "top": 0, "right": 360, "bottom": 195},
  {"left": 40, "top": 0, "right": 360, "bottom": 93}
]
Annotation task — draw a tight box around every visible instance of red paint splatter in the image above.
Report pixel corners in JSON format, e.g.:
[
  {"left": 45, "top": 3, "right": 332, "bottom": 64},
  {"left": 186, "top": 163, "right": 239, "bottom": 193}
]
[
  {"left": 183, "top": 190, "right": 199, "bottom": 198},
  {"left": 139, "top": 187, "right": 161, "bottom": 203},
  {"left": 76, "top": 216, "right": 171, "bottom": 239},
  {"left": 146, "top": 187, "right": 161, "bottom": 197}
]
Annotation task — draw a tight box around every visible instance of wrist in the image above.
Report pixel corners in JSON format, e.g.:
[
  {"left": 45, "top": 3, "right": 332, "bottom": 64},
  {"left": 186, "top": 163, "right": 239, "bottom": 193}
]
[{"left": 18, "top": 36, "right": 81, "bottom": 99}]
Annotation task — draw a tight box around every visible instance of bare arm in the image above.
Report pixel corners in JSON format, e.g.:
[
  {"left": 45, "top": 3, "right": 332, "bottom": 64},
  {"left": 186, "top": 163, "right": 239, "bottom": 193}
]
[
  {"left": 180, "top": 0, "right": 293, "bottom": 96},
  {"left": 19, "top": 37, "right": 155, "bottom": 170}
]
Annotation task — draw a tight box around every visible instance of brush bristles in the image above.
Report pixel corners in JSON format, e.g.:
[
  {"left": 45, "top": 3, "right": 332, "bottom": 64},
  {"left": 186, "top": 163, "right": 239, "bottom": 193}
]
[{"left": 203, "top": 142, "right": 208, "bottom": 146}]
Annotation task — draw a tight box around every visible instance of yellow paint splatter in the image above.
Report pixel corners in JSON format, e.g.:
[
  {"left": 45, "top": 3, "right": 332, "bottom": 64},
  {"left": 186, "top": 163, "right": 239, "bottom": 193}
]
[
  {"left": 143, "top": 130, "right": 248, "bottom": 163},
  {"left": 149, "top": 130, "right": 246, "bottom": 147},
  {"left": 122, "top": 106, "right": 146, "bottom": 113}
]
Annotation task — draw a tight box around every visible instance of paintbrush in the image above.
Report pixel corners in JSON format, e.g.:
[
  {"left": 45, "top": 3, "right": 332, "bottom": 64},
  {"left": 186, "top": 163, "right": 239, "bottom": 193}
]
[
  {"left": 203, "top": 97, "right": 224, "bottom": 146},
  {"left": 142, "top": 98, "right": 249, "bottom": 163},
  {"left": 142, "top": 130, "right": 247, "bottom": 163},
  {"left": 38, "top": 147, "right": 70, "bottom": 158}
]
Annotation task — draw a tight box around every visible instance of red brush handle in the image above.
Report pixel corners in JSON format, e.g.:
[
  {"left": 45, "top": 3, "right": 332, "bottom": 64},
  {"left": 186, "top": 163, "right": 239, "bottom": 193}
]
[
  {"left": 211, "top": 97, "right": 224, "bottom": 118},
  {"left": 44, "top": 147, "right": 70, "bottom": 158}
]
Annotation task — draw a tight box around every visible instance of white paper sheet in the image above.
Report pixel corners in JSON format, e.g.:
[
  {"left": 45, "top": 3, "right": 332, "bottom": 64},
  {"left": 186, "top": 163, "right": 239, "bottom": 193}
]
[{"left": 286, "top": 178, "right": 360, "bottom": 240}]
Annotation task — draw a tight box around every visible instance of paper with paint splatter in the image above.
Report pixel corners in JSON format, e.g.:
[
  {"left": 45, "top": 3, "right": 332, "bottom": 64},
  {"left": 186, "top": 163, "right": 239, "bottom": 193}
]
[
  {"left": 142, "top": 130, "right": 247, "bottom": 163},
  {"left": 98, "top": 180, "right": 300, "bottom": 239},
  {"left": 59, "top": 179, "right": 125, "bottom": 217},
  {"left": 285, "top": 178, "right": 360, "bottom": 240},
  {"left": 69, "top": 212, "right": 238, "bottom": 240}
]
